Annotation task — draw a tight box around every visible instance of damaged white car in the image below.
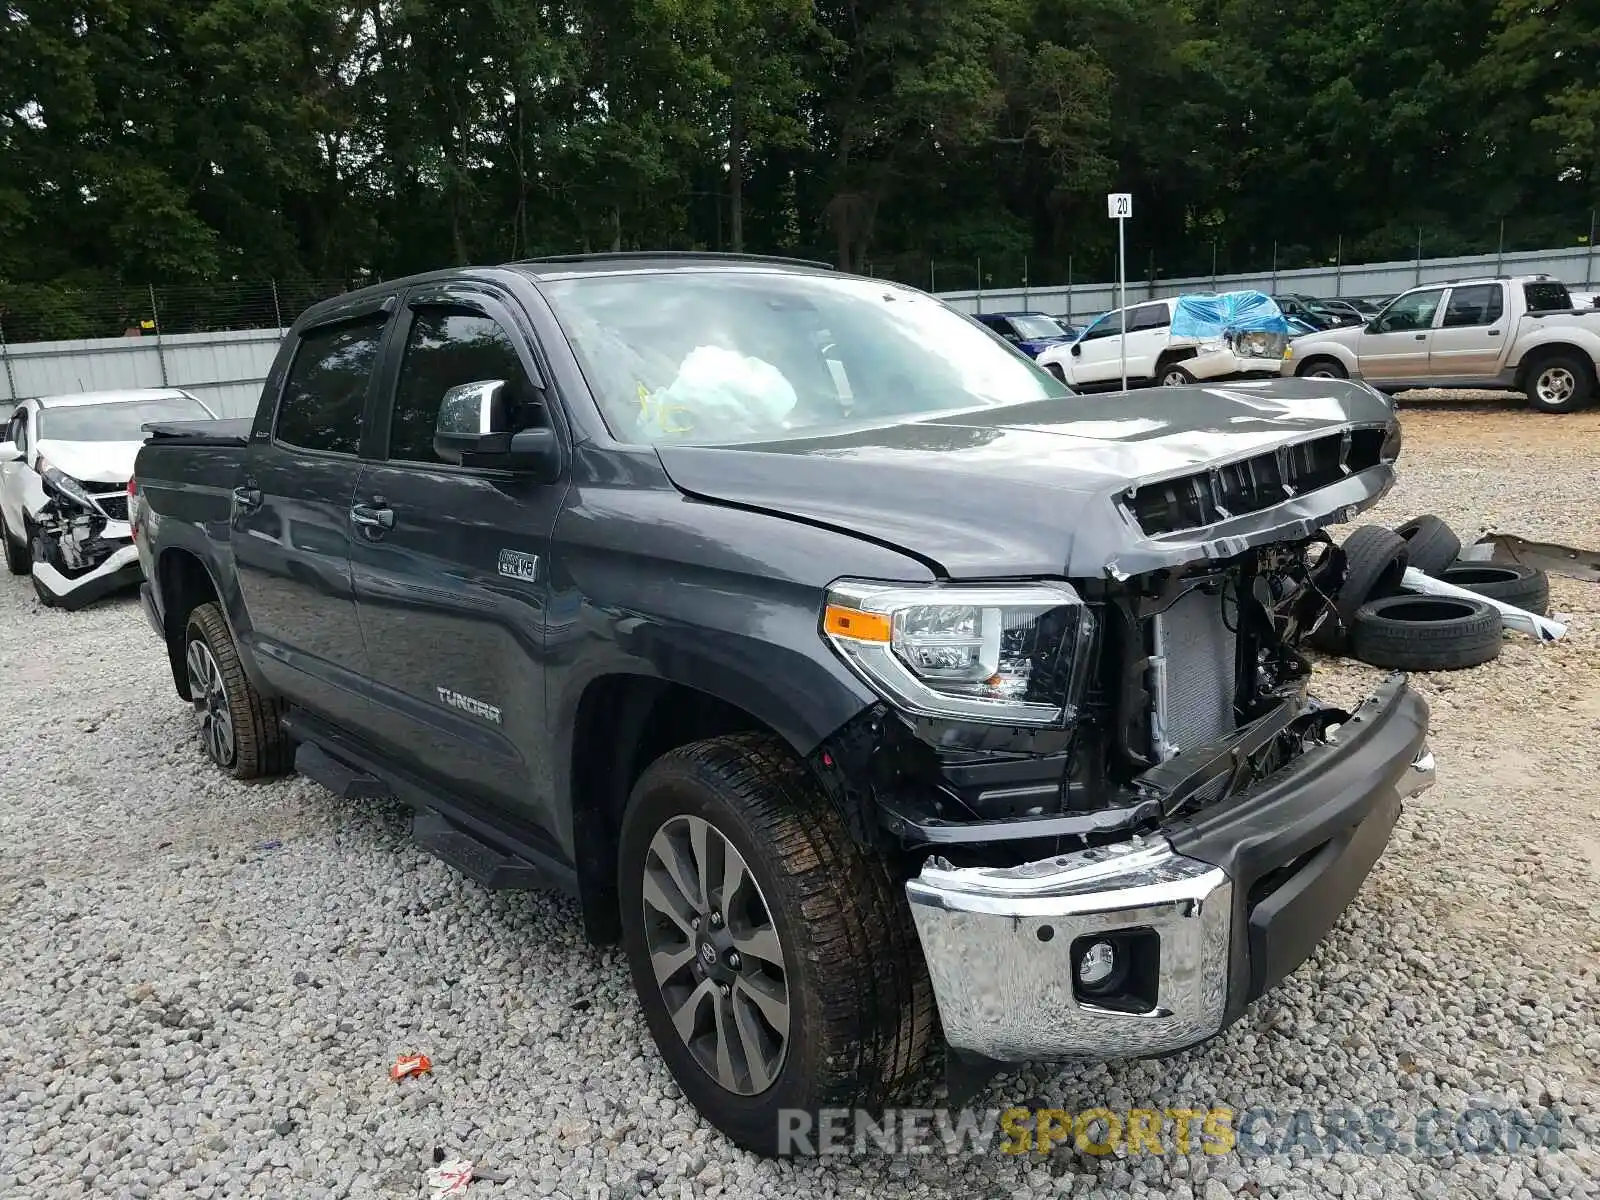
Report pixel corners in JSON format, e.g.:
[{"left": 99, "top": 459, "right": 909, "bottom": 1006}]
[{"left": 0, "top": 388, "right": 216, "bottom": 609}]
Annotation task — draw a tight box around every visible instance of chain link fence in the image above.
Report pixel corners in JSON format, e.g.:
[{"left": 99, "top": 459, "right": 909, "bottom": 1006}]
[{"left": 0, "top": 278, "right": 361, "bottom": 346}]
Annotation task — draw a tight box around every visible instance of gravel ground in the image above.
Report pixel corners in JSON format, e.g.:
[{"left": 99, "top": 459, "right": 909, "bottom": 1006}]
[{"left": 3, "top": 407, "right": 1599, "bottom": 1200}]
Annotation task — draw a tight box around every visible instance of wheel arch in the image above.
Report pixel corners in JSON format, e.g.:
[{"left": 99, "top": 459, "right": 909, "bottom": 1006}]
[
  {"left": 154, "top": 547, "right": 225, "bottom": 701},
  {"left": 1513, "top": 341, "right": 1597, "bottom": 391}
]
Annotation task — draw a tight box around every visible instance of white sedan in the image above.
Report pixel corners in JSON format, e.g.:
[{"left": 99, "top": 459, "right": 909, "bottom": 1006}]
[{"left": 0, "top": 388, "right": 216, "bottom": 608}]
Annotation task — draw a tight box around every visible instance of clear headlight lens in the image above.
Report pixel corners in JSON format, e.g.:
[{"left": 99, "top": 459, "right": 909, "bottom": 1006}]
[
  {"left": 822, "top": 580, "right": 1095, "bottom": 726},
  {"left": 41, "top": 466, "right": 98, "bottom": 511}
]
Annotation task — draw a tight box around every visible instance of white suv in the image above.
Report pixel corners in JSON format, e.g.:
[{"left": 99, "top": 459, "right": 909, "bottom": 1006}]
[{"left": 1037, "top": 297, "right": 1288, "bottom": 391}]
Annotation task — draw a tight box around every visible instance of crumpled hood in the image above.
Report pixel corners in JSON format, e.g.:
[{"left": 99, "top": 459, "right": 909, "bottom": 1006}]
[
  {"left": 34, "top": 438, "right": 142, "bottom": 485},
  {"left": 654, "top": 378, "right": 1398, "bottom": 579}
]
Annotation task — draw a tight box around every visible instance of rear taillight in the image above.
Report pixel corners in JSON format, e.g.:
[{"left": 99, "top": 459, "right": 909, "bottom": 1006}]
[{"left": 128, "top": 478, "right": 139, "bottom": 539}]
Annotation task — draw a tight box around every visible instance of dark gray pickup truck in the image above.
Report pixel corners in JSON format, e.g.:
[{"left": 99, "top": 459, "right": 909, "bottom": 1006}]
[{"left": 132, "top": 252, "right": 1435, "bottom": 1155}]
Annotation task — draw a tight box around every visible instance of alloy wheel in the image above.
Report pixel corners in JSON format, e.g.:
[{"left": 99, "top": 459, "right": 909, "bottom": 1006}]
[
  {"left": 1536, "top": 366, "right": 1576, "bottom": 406},
  {"left": 186, "top": 638, "right": 236, "bottom": 767},
  {"left": 640, "top": 814, "right": 790, "bottom": 1095}
]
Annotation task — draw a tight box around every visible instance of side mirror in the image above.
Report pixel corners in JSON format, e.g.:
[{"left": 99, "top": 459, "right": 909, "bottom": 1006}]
[
  {"left": 434, "top": 380, "right": 511, "bottom": 464},
  {"left": 1071, "top": 343, "right": 1082, "bottom": 357},
  {"left": 0, "top": 441, "right": 19, "bottom": 464},
  {"left": 433, "top": 379, "right": 561, "bottom": 478}
]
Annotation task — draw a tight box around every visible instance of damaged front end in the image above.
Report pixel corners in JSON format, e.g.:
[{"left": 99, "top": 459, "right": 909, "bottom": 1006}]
[
  {"left": 811, "top": 532, "right": 1434, "bottom": 1067},
  {"left": 30, "top": 467, "right": 141, "bottom": 609}
]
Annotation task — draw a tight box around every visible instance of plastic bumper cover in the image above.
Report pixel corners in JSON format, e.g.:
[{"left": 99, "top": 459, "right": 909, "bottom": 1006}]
[
  {"left": 904, "top": 674, "right": 1434, "bottom": 1063},
  {"left": 33, "top": 542, "right": 143, "bottom": 611}
]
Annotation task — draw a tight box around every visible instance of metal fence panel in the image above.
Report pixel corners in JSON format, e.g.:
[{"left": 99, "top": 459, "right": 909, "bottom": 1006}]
[{"left": 0, "top": 327, "right": 285, "bottom": 417}]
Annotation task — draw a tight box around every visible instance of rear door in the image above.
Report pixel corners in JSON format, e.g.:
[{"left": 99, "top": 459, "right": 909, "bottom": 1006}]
[
  {"left": 1427, "top": 284, "right": 1506, "bottom": 379},
  {"left": 231, "top": 299, "right": 392, "bottom": 723},
  {"left": 1124, "top": 302, "right": 1173, "bottom": 378},
  {"left": 348, "top": 282, "right": 569, "bottom": 832},
  {"left": 1356, "top": 287, "right": 1444, "bottom": 383}
]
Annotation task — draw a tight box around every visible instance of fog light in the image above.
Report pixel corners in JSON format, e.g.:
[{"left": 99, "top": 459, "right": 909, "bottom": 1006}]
[{"left": 1077, "top": 941, "right": 1116, "bottom": 990}]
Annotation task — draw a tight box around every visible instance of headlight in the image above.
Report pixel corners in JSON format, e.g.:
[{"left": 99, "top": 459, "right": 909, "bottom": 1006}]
[
  {"left": 41, "top": 466, "right": 98, "bottom": 511},
  {"left": 821, "top": 580, "right": 1096, "bottom": 726}
]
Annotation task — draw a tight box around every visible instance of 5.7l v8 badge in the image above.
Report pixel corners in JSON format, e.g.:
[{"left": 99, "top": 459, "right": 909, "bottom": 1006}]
[{"left": 498, "top": 549, "right": 540, "bottom": 582}]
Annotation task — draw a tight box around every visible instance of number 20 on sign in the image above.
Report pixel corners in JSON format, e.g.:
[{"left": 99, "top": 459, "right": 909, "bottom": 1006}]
[{"left": 1107, "top": 193, "right": 1132, "bottom": 219}]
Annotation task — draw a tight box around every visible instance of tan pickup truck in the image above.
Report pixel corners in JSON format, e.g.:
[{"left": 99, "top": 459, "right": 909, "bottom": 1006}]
[{"left": 1282, "top": 274, "right": 1600, "bottom": 412}]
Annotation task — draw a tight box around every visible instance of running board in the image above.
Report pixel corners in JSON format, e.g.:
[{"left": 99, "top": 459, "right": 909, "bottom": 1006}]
[
  {"left": 411, "top": 809, "right": 547, "bottom": 889},
  {"left": 294, "top": 742, "right": 394, "bottom": 801}
]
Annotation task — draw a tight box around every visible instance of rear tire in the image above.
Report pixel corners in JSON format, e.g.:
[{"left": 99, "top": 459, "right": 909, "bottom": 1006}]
[
  {"left": 0, "top": 511, "right": 30, "bottom": 575},
  {"left": 617, "top": 732, "right": 934, "bottom": 1156},
  {"left": 1350, "top": 595, "right": 1503, "bottom": 671},
  {"left": 183, "top": 602, "right": 292, "bottom": 779},
  {"left": 1434, "top": 563, "right": 1550, "bottom": 616},
  {"left": 1523, "top": 352, "right": 1593, "bottom": 414},
  {"left": 1392, "top": 515, "right": 1461, "bottom": 576}
]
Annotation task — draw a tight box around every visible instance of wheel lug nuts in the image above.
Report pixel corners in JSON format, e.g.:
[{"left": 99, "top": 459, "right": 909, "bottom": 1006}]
[
  {"left": 690, "top": 915, "right": 701, "bottom": 931},
  {"left": 709, "top": 911, "right": 723, "bottom": 928},
  {"left": 726, "top": 951, "right": 741, "bottom": 970},
  {"left": 718, "top": 983, "right": 730, "bottom": 998}
]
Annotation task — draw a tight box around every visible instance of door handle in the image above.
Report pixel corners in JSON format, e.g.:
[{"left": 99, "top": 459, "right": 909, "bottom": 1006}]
[
  {"left": 231, "top": 486, "right": 262, "bottom": 511},
  {"left": 1488, "top": 329, "right": 1501, "bottom": 336},
  {"left": 351, "top": 500, "right": 395, "bottom": 532},
  {"left": 1414, "top": 334, "right": 1426, "bottom": 341}
]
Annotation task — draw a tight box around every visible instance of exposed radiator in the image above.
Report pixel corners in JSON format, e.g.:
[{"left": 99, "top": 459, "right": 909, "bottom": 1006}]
[{"left": 1150, "top": 587, "right": 1238, "bottom": 760}]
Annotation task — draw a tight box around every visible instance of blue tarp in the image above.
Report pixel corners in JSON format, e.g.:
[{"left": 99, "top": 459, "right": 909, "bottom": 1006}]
[{"left": 1169, "top": 290, "right": 1291, "bottom": 338}]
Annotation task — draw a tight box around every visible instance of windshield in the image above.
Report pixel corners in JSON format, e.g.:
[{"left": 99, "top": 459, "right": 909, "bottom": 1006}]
[
  {"left": 1008, "top": 315, "right": 1066, "bottom": 339},
  {"left": 542, "top": 271, "right": 1074, "bottom": 445},
  {"left": 39, "top": 394, "right": 211, "bottom": 441}
]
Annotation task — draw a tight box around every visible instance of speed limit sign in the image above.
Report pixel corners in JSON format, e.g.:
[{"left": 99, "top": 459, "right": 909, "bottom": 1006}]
[{"left": 1107, "top": 193, "right": 1132, "bottom": 219}]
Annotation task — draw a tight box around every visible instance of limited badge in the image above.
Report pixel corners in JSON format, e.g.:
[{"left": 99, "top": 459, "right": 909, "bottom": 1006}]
[{"left": 497, "top": 549, "right": 539, "bottom": 581}]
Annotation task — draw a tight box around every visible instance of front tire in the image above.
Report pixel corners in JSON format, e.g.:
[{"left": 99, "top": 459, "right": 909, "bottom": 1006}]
[
  {"left": 0, "top": 511, "right": 30, "bottom": 575},
  {"left": 1298, "top": 358, "right": 1348, "bottom": 380},
  {"left": 183, "top": 602, "right": 291, "bottom": 779},
  {"left": 617, "top": 733, "right": 934, "bottom": 1156},
  {"left": 1159, "top": 363, "right": 1197, "bottom": 386}
]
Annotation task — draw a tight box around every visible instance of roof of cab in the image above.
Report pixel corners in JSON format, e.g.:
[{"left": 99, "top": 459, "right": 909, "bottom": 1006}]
[{"left": 293, "top": 251, "right": 841, "bottom": 329}]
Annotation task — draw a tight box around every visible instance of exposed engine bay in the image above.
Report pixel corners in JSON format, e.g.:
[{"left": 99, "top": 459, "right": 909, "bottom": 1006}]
[
  {"left": 34, "top": 476, "right": 129, "bottom": 579},
  {"left": 812, "top": 534, "right": 1353, "bottom": 864}
]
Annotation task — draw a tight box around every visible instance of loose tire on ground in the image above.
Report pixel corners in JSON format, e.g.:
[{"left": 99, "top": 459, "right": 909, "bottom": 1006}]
[
  {"left": 1434, "top": 563, "right": 1550, "bottom": 616},
  {"left": 183, "top": 602, "right": 292, "bottom": 779},
  {"left": 1350, "top": 595, "right": 1503, "bottom": 671},
  {"left": 1392, "top": 514, "right": 1461, "bottom": 576},
  {"left": 1307, "top": 525, "right": 1410, "bottom": 653},
  {"left": 0, "top": 511, "right": 30, "bottom": 575},
  {"left": 1523, "top": 351, "right": 1594, "bottom": 414},
  {"left": 617, "top": 732, "right": 935, "bottom": 1156}
]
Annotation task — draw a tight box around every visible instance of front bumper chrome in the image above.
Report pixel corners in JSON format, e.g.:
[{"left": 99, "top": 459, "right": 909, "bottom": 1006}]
[
  {"left": 906, "top": 680, "right": 1435, "bottom": 1064},
  {"left": 906, "top": 839, "right": 1233, "bottom": 1062}
]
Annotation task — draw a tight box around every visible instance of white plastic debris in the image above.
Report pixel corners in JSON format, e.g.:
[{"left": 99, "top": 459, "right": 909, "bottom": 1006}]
[
  {"left": 1401, "top": 567, "right": 1567, "bottom": 642},
  {"left": 427, "top": 1159, "right": 474, "bottom": 1197},
  {"left": 636, "top": 344, "right": 797, "bottom": 440}
]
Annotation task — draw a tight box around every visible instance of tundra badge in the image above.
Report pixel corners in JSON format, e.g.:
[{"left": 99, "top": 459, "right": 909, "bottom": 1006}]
[
  {"left": 498, "top": 549, "right": 540, "bottom": 581},
  {"left": 436, "top": 687, "right": 503, "bottom": 725}
]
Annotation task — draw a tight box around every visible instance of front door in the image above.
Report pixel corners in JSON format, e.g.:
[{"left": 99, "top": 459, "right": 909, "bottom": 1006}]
[
  {"left": 1428, "top": 284, "right": 1507, "bottom": 379},
  {"left": 1356, "top": 288, "right": 1444, "bottom": 384},
  {"left": 231, "top": 309, "right": 388, "bottom": 723},
  {"left": 1067, "top": 311, "right": 1130, "bottom": 386},
  {"left": 349, "top": 288, "right": 568, "bottom": 832}
]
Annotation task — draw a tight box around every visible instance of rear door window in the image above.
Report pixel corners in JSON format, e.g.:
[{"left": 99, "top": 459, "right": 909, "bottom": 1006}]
[
  {"left": 1442, "top": 285, "right": 1504, "bottom": 328},
  {"left": 1129, "top": 304, "right": 1170, "bottom": 332},
  {"left": 275, "top": 317, "right": 387, "bottom": 455}
]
